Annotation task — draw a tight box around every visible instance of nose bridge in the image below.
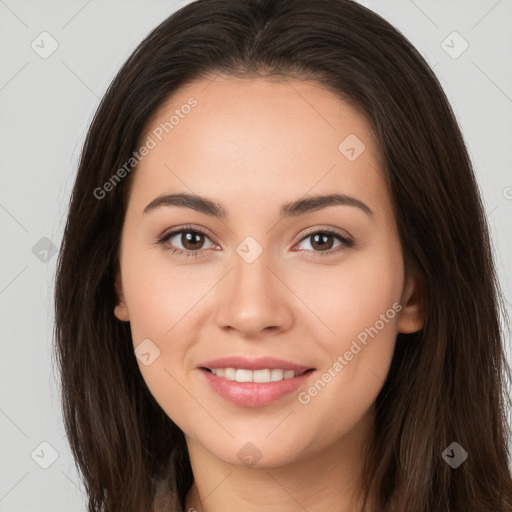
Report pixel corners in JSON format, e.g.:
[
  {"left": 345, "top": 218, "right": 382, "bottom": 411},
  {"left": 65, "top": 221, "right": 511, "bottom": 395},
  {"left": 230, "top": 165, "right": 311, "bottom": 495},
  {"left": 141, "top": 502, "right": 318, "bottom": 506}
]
[
  {"left": 214, "top": 238, "right": 294, "bottom": 336},
  {"left": 233, "top": 243, "right": 273, "bottom": 295}
]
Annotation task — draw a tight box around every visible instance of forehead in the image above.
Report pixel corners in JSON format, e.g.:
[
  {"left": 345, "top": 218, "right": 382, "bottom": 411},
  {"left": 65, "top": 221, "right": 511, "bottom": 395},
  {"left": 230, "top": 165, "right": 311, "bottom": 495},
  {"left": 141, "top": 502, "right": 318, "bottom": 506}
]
[
  {"left": 127, "top": 75, "right": 388, "bottom": 219},
  {"left": 145, "top": 74, "right": 380, "bottom": 157}
]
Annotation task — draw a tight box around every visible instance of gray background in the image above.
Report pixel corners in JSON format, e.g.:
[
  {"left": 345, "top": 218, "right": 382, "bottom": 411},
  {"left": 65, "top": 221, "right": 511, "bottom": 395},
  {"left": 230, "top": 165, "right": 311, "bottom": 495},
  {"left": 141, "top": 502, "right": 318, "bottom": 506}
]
[{"left": 1, "top": 0, "right": 511, "bottom": 510}]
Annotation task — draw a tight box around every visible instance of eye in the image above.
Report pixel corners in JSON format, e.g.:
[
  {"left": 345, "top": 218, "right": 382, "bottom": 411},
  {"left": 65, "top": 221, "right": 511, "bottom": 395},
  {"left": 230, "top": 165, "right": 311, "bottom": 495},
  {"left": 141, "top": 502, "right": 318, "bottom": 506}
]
[
  {"left": 294, "top": 228, "right": 354, "bottom": 256},
  {"left": 157, "top": 225, "right": 216, "bottom": 258}
]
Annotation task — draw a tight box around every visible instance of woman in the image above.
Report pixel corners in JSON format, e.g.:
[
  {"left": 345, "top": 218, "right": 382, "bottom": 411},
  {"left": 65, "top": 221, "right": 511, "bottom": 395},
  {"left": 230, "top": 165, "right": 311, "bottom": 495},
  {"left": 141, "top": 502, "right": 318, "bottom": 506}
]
[{"left": 53, "top": 0, "right": 512, "bottom": 510}]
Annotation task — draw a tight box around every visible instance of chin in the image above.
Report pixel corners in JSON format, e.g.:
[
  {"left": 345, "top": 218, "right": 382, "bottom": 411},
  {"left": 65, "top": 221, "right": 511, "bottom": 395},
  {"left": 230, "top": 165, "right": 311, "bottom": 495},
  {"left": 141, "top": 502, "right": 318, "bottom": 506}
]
[{"left": 197, "top": 433, "right": 309, "bottom": 469}]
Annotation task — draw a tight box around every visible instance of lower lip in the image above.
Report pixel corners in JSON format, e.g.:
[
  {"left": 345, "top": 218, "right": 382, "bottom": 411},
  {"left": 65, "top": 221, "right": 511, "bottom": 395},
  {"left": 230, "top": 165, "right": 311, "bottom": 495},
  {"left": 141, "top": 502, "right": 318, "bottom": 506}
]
[{"left": 199, "top": 368, "right": 315, "bottom": 408}]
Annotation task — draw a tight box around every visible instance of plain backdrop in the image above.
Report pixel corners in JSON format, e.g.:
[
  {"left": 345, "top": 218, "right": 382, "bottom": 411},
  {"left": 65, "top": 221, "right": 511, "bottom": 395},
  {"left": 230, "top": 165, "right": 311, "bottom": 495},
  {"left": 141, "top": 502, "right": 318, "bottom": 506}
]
[{"left": 0, "top": 0, "right": 511, "bottom": 510}]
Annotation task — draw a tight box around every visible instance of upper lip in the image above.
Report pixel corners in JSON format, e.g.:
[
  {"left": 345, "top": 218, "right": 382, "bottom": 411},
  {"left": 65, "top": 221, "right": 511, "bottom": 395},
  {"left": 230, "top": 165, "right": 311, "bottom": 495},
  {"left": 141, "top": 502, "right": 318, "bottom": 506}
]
[{"left": 198, "top": 356, "right": 314, "bottom": 372}]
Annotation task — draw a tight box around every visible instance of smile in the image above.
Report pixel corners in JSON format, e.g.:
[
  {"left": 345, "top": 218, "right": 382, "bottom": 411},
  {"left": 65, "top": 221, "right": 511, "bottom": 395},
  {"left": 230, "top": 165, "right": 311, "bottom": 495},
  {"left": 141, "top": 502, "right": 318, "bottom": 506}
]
[{"left": 199, "top": 366, "right": 316, "bottom": 408}]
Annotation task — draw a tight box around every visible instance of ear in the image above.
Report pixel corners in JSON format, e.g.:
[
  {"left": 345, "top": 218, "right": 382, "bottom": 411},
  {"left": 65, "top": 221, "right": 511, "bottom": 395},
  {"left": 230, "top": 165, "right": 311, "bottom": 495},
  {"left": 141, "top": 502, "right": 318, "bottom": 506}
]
[
  {"left": 397, "top": 270, "right": 424, "bottom": 334},
  {"left": 114, "top": 270, "right": 130, "bottom": 322}
]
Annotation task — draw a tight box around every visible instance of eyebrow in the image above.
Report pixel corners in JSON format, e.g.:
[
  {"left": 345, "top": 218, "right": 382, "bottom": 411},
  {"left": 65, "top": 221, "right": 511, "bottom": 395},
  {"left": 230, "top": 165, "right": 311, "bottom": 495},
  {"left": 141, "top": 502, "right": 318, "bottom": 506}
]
[{"left": 143, "top": 192, "right": 374, "bottom": 219}]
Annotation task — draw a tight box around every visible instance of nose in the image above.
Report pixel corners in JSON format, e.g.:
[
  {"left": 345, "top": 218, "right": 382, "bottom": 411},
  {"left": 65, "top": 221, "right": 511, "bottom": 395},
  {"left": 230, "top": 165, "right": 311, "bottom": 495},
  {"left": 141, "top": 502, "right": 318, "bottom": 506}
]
[{"left": 214, "top": 248, "right": 294, "bottom": 339}]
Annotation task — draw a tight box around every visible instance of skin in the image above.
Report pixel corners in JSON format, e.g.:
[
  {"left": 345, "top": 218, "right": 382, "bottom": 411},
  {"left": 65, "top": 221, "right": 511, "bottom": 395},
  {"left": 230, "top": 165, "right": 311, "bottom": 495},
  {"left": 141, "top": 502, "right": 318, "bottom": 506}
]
[{"left": 113, "top": 75, "right": 424, "bottom": 512}]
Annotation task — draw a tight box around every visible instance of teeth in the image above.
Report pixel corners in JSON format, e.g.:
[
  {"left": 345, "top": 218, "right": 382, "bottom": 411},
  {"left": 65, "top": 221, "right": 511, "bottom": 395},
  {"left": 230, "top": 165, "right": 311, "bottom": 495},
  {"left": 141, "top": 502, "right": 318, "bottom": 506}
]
[
  {"left": 235, "top": 369, "right": 253, "bottom": 382},
  {"left": 210, "top": 367, "right": 302, "bottom": 383}
]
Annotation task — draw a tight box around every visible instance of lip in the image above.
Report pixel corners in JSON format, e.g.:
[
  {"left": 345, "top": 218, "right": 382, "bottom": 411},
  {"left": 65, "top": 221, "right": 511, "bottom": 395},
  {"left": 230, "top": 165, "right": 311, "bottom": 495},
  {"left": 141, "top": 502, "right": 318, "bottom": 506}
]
[{"left": 197, "top": 356, "right": 316, "bottom": 408}]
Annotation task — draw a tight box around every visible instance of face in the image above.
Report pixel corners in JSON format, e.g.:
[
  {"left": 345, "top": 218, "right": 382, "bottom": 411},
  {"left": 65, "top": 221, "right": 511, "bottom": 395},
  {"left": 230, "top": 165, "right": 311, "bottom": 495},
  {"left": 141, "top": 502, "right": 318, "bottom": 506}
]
[{"left": 114, "top": 75, "right": 423, "bottom": 468}]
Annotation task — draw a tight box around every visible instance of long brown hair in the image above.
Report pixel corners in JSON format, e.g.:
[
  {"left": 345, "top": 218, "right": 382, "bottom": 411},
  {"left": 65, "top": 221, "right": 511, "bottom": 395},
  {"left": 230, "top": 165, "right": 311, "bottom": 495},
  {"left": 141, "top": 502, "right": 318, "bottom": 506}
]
[{"left": 53, "top": 0, "right": 512, "bottom": 510}]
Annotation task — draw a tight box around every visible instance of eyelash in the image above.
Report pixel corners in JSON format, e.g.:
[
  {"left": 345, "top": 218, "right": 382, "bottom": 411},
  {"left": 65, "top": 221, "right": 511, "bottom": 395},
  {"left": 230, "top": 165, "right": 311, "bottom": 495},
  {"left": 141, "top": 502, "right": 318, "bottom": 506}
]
[{"left": 156, "top": 224, "right": 354, "bottom": 259}]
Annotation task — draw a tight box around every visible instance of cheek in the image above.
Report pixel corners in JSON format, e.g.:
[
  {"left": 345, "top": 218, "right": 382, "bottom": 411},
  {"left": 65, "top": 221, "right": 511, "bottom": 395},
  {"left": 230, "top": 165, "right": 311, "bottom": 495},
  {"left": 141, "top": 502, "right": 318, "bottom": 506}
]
[
  {"left": 291, "top": 245, "right": 401, "bottom": 414},
  {"left": 120, "top": 241, "right": 212, "bottom": 342},
  {"left": 289, "top": 242, "right": 403, "bottom": 350},
  {"left": 120, "top": 251, "right": 203, "bottom": 432}
]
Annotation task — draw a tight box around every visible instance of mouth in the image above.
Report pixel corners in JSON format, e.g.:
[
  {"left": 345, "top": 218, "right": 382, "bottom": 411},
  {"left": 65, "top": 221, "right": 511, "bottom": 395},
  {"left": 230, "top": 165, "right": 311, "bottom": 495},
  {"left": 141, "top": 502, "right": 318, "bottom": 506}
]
[{"left": 197, "top": 356, "right": 316, "bottom": 407}]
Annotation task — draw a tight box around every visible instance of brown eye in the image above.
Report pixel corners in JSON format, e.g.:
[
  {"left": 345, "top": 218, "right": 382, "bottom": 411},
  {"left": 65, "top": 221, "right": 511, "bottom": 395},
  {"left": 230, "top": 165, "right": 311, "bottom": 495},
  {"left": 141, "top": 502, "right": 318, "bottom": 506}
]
[
  {"left": 159, "top": 227, "right": 215, "bottom": 256},
  {"left": 295, "top": 229, "right": 354, "bottom": 255}
]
